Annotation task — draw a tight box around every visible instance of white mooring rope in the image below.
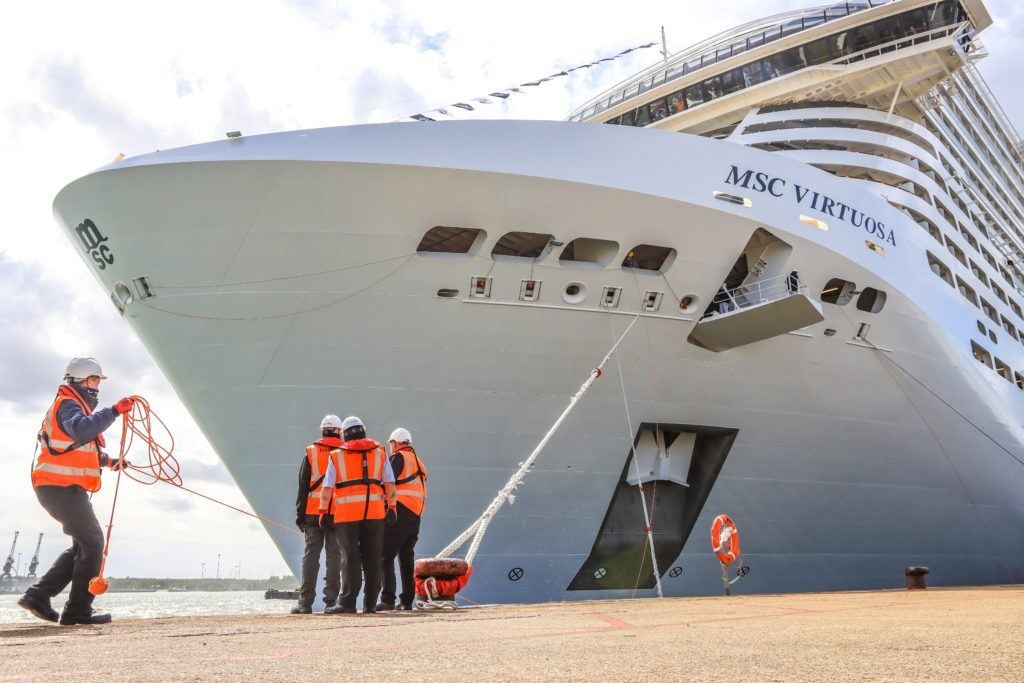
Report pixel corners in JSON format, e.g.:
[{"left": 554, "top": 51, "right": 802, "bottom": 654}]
[{"left": 435, "top": 314, "right": 642, "bottom": 564}]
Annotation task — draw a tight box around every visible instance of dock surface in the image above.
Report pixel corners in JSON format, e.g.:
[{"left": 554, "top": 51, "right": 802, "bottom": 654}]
[{"left": 2, "top": 586, "right": 1022, "bottom": 681}]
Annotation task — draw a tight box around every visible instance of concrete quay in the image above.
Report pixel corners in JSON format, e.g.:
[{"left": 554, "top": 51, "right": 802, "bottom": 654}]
[{"left": 1, "top": 586, "right": 1021, "bottom": 681}]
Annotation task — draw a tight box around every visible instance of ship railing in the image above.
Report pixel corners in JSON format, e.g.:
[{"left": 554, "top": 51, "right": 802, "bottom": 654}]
[
  {"left": 832, "top": 21, "right": 968, "bottom": 67},
  {"left": 702, "top": 273, "right": 807, "bottom": 319}
]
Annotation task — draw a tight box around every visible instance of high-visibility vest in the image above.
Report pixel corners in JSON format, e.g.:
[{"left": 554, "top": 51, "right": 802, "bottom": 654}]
[
  {"left": 329, "top": 439, "right": 388, "bottom": 522},
  {"left": 304, "top": 437, "right": 343, "bottom": 515},
  {"left": 32, "top": 385, "right": 106, "bottom": 492},
  {"left": 393, "top": 446, "right": 427, "bottom": 516}
]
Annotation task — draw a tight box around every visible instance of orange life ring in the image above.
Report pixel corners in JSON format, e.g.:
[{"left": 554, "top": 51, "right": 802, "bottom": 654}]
[{"left": 710, "top": 514, "right": 740, "bottom": 565}]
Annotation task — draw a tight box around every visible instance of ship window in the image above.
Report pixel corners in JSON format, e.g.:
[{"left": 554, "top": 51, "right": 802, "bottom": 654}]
[
  {"left": 1015, "top": 371, "right": 1024, "bottom": 391},
  {"left": 559, "top": 238, "right": 619, "bottom": 268},
  {"left": 418, "top": 226, "right": 485, "bottom": 255},
  {"left": 994, "top": 357, "right": 1013, "bottom": 382},
  {"left": 742, "top": 62, "right": 767, "bottom": 87},
  {"left": 1011, "top": 299, "right": 1024, "bottom": 319},
  {"left": 945, "top": 238, "right": 967, "bottom": 267},
  {"left": 969, "top": 260, "right": 989, "bottom": 286},
  {"left": 927, "top": 252, "right": 954, "bottom": 287},
  {"left": 635, "top": 105, "right": 651, "bottom": 127},
  {"left": 648, "top": 98, "right": 670, "bottom": 121},
  {"left": 956, "top": 278, "right": 979, "bottom": 307},
  {"left": 668, "top": 91, "right": 686, "bottom": 114},
  {"left": 820, "top": 278, "right": 857, "bottom": 305},
  {"left": 622, "top": 245, "right": 677, "bottom": 274},
  {"left": 1001, "top": 316, "right": 1019, "bottom": 341},
  {"left": 977, "top": 321, "right": 987, "bottom": 336},
  {"left": 702, "top": 77, "right": 722, "bottom": 101},
  {"left": 802, "top": 38, "right": 831, "bottom": 66},
  {"left": 971, "top": 341, "right": 993, "bottom": 369},
  {"left": 492, "top": 232, "right": 553, "bottom": 262},
  {"left": 981, "top": 298, "right": 999, "bottom": 324},
  {"left": 849, "top": 24, "right": 876, "bottom": 53},
  {"left": 829, "top": 31, "right": 852, "bottom": 57},
  {"left": 856, "top": 287, "right": 886, "bottom": 314},
  {"left": 989, "top": 329, "right": 998, "bottom": 344},
  {"left": 684, "top": 84, "right": 704, "bottom": 108},
  {"left": 618, "top": 110, "right": 635, "bottom": 126},
  {"left": 875, "top": 16, "right": 900, "bottom": 45},
  {"left": 961, "top": 229, "right": 980, "bottom": 252},
  {"left": 992, "top": 282, "right": 1008, "bottom": 305},
  {"left": 720, "top": 69, "right": 744, "bottom": 96}
]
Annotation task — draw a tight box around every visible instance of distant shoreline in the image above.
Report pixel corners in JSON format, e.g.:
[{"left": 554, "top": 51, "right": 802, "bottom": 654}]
[{"left": 0, "top": 576, "right": 295, "bottom": 595}]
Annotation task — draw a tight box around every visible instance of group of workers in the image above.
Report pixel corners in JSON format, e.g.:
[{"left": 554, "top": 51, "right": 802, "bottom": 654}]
[
  {"left": 17, "top": 357, "right": 427, "bottom": 626},
  {"left": 294, "top": 414, "right": 427, "bottom": 614}
]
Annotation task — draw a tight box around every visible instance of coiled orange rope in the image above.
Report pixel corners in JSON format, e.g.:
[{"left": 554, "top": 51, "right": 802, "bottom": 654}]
[{"left": 90, "top": 396, "right": 302, "bottom": 595}]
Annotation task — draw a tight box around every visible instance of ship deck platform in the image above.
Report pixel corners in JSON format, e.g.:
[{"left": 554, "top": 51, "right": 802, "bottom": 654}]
[{"left": 2, "top": 586, "right": 1022, "bottom": 681}]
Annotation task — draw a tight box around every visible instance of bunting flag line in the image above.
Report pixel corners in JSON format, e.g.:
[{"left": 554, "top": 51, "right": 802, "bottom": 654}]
[{"left": 404, "top": 41, "right": 657, "bottom": 122}]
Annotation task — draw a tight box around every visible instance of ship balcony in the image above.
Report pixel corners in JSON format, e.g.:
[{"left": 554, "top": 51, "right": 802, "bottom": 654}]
[{"left": 688, "top": 273, "right": 825, "bottom": 352}]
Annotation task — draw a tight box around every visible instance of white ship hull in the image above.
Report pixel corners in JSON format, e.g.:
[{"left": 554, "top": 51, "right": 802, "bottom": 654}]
[{"left": 53, "top": 120, "right": 1024, "bottom": 602}]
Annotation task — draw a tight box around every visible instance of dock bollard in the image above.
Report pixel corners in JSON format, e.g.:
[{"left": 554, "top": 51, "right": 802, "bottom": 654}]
[{"left": 905, "top": 566, "right": 929, "bottom": 590}]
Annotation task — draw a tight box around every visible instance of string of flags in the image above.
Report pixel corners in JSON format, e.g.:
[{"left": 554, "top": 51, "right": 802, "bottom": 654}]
[{"left": 406, "top": 41, "right": 657, "bottom": 122}]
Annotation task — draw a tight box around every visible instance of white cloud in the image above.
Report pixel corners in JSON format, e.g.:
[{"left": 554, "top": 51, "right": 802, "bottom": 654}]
[{"left": 1, "top": 0, "right": 1021, "bottom": 580}]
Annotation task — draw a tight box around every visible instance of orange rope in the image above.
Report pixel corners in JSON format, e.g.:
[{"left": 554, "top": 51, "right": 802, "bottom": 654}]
[{"left": 90, "top": 396, "right": 302, "bottom": 593}]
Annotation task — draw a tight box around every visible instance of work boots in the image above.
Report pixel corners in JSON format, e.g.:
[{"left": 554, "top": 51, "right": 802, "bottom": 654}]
[
  {"left": 375, "top": 601, "right": 395, "bottom": 611},
  {"left": 59, "top": 608, "right": 112, "bottom": 625},
  {"left": 17, "top": 590, "right": 59, "bottom": 623},
  {"left": 324, "top": 604, "right": 357, "bottom": 615},
  {"left": 290, "top": 604, "right": 312, "bottom": 615}
]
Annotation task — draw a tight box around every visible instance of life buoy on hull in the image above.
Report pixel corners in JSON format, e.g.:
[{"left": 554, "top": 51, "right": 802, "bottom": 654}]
[{"left": 710, "top": 514, "right": 740, "bottom": 565}]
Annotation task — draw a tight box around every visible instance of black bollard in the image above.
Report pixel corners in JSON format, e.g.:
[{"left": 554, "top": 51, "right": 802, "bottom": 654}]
[{"left": 905, "top": 566, "right": 930, "bottom": 590}]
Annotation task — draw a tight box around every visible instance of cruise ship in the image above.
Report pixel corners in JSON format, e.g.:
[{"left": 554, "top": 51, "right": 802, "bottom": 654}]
[{"left": 53, "top": 0, "right": 1024, "bottom": 603}]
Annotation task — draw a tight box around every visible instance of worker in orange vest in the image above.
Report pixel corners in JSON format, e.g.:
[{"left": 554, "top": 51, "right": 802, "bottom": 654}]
[
  {"left": 375, "top": 428, "right": 427, "bottom": 611},
  {"left": 291, "top": 415, "right": 345, "bottom": 614},
  {"left": 19, "top": 358, "right": 134, "bottom": 625},
  {"left": 320, "top": 416, "right": 397, "bottom": 614}
]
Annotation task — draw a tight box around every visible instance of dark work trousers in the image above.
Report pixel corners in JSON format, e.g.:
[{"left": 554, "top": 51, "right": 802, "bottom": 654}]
[
  {"left": 299, "top": 525, "right": 341, "bottom": 608},
  {"left": 336, "top": 519, "right": 384, "bottom": 610},
  {"left": 29, "top": 485, "right": 104, "bottom": 616},
  {"left": 379, "top": 505, "right": 421, "bottom": 607}
]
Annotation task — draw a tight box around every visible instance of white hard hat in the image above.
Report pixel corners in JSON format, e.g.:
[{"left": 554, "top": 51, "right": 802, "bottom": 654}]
[
  {"left": 320, "top": 415, "right": 343, "bottom": 431},
  {"left": 341, "top": 416, "right": 364, "bottom": 431},
  {"left": 65, "top": 357, "right": 107, "bottom": 381},
  {"left": 389, "top": 428, "right": 412, "bottom": 444}
]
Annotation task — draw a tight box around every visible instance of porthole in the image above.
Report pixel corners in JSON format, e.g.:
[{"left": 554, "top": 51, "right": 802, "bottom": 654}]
[
  {"left": 562, "top": 282, "right": 587, "bottom": 304},
  {"left": 437, "top": 288, "right": 459, "bottom": 298}
]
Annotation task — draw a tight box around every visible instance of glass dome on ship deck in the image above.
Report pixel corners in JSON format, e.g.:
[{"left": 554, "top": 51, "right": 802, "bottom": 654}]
[{"left": 567, "top": 0, "right": 967, "bottom": 124}]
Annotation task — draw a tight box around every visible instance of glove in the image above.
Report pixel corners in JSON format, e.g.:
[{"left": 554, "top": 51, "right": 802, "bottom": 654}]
[
  {"left": 110, "top": 457, "right": 130, "bottom": 471},
  {"left": 318, "top": 513, "right": 334, "bottom": 529},
  {"left": 385, "top": 507, "right": 397, "bottom": 526},
  {"left": 113, "top": 397, "right": 136, "bottom": 415},
  {"left": 295, "top": 515, "right": 305, "bottom": 530}
]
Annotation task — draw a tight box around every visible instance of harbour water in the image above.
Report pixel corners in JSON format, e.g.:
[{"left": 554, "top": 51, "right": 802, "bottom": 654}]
[{"left": 0, "top": 591, "right": 285, "bottom": 624}]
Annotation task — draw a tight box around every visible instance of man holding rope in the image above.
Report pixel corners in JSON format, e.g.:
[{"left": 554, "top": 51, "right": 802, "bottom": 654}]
[{"left": 19, "top": 358, "right": 134, "bottom": 625}]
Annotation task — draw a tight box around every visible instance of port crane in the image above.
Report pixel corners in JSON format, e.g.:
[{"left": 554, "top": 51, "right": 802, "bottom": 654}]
[
  {"left": 1, "top": 531, "right": 18, "bottom": 581},
  {"left": 27, "top": 533, "right": 43, "bottom": 578}
]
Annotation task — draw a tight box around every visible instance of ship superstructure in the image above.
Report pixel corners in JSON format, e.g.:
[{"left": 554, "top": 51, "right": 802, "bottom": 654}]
[{"left": 53, "top": 0, "right": 1023, "bottom": 603}]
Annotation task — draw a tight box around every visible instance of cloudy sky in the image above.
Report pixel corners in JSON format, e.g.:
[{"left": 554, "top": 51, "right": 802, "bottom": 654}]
[{"left": 1, "top": 0, "right": 1022, "bottom": 580}]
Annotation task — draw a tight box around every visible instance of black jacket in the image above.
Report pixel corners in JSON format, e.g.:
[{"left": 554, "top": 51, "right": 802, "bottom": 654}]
[{"left": 295, "top": 456, "right": 317, "bottom": 526}]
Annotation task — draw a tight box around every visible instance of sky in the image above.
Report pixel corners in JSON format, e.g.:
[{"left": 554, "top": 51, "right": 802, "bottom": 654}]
[{"left": 1, "top": 0, "right": 1022, "bottom": 580}]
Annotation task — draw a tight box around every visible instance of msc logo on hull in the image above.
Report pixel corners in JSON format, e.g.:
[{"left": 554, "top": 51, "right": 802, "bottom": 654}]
[
  {"left": 724, "top": 164, "right": 897, "bottom": 247},
  {"left": 75, "top": 219, "right": 114, "bottom": 270}
]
